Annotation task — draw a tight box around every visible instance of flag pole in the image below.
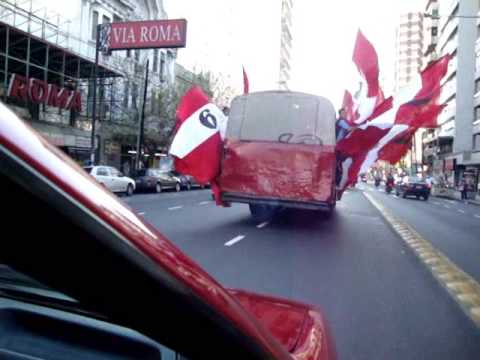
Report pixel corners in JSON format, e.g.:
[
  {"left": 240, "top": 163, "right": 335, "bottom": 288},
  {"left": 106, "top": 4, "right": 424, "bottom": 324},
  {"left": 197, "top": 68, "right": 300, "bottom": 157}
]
[{"left": 135, "top": 58, "right": 150, "bottom": 170}]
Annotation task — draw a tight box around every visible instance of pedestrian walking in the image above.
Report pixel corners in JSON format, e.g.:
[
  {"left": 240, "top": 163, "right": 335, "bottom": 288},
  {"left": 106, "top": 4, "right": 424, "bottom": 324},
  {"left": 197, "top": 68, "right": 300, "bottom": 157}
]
[{"left": 459, "top": 179, "right": 468, "bottom": 202}]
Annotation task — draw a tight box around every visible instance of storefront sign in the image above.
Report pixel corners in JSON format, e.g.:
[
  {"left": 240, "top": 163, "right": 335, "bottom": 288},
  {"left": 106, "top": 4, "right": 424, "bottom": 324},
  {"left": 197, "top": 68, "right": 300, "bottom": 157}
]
[
  {"left": 98, "top": 19, "right": 187, "bottom": 52},
  {"left": 7, "top": 74, "right": 82, "bottom": 112}
]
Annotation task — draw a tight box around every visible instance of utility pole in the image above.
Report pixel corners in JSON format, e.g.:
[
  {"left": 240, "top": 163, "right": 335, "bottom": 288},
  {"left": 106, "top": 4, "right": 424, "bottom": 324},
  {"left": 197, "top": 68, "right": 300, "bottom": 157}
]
[
  {"left": 90, "top": 24, "right": 100, "bottom": 165},
  {"left": 135, "top": 59, "right": 150, "bottom": 170}
]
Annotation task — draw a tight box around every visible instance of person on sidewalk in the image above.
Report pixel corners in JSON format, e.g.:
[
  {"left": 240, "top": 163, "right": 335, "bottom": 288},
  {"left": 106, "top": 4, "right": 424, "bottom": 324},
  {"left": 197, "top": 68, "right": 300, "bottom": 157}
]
[{"left": 459, "top": 179, "right": 468, "bottom": 202}]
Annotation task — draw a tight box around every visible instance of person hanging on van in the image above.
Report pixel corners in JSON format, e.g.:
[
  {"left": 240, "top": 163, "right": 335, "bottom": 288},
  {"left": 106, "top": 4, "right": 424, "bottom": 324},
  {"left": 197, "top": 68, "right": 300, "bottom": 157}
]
[{"left": 336, "top": 108, "right": 352, "bottom": 142}]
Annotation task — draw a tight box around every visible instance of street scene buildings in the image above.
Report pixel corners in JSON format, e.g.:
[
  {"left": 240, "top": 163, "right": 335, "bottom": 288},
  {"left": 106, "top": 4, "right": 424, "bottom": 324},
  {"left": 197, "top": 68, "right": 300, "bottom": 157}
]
[
  {"left": 0, "top": 0, "right": 190, "bottom": 175},
  {"left": 391, "top": 0, "right": 480, "bottom": 200}
]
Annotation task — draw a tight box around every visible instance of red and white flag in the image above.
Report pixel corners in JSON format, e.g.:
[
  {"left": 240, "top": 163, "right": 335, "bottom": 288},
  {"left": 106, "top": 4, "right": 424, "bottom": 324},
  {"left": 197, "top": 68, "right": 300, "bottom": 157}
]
[
  {"left": 358, "top": 55, "right": 450, "bottom": 175},
  {"left": 337, "top": 54, "right": 450, "bottom": 192},
  {"left": 348, "top": 30, "right": 390, "bottom": 125},
  {"left": 169, "top": 86, "right": 227, "bottom": 185}
]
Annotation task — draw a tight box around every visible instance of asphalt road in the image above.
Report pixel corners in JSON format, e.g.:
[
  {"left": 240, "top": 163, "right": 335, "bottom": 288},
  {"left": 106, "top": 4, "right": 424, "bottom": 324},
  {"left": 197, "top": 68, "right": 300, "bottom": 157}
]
[{"left": 124, "top": 187, "right": 480, "bottom": 360}]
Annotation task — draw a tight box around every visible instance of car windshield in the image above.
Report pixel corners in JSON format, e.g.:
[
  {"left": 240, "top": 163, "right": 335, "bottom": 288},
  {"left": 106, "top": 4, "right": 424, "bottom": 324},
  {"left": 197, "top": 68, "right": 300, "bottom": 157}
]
[{"left": 2, "top": 0, "right": 480, "bottom": 359}]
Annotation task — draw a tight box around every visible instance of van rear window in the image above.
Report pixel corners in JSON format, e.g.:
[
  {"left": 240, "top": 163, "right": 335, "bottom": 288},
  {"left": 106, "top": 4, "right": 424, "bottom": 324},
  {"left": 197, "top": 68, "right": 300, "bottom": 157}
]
[{"left": 240, "top": 95, "right": 318, "bottom": 143}]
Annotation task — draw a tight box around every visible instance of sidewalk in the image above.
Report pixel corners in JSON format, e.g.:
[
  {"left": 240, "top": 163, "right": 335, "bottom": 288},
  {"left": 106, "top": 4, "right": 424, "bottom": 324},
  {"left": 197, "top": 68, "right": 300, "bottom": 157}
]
[{"left": 432, "top": 190, "right": 480, "bottom": 207}]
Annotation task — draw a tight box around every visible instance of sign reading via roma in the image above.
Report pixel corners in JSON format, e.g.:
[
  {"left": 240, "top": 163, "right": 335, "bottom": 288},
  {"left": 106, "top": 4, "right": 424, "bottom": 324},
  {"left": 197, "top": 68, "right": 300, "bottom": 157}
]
[
  {"left": 99, "top": 19, "right": 187, "bottom": 52},
  {"left": 7, "top": 74, "right": 82, "bottom": 112}
]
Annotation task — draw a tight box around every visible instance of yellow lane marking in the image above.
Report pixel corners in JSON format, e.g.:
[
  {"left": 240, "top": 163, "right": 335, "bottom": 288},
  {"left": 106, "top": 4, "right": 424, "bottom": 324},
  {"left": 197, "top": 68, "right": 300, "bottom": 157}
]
[{"left": 363, "top": 191, "right": 480, "bottom": 328}]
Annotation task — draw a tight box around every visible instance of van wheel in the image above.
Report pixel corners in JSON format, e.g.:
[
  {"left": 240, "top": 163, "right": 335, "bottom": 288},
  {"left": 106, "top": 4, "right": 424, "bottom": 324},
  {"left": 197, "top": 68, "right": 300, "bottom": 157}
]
[
  {"left": 126, "top": 184, "right": 134, "bottom": 196},
  {"left": 155, "top": 183, "right": 162, "bottom": 193},
  {"left": 249, "top": 204, "right": 277, "bottom": 222},
  {"left": 175, "top": 183, "right": 181, "bottom": 192}
]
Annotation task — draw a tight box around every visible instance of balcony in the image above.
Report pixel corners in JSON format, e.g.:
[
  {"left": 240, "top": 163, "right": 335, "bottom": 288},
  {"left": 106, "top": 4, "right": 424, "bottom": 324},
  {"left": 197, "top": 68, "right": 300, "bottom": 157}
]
[
  {"left": 439, "top": 79, "right": 457, "bottom": 104},
  {"left": 441, "top": 36, "right": 458, "bottom": 57},
  {"left": 437, "top": 101, "right": 456, "bottom": 125},
  {"left": 439, "top": 0, "right": 459, "bottom": 32},
  {"left": 438, "top": 18, "right": 458, "bottom": 51}
]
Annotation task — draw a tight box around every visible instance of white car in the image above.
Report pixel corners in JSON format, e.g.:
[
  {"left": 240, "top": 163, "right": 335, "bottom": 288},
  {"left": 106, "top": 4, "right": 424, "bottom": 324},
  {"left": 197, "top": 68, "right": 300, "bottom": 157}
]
[{"left": 83, "top": 166, "right": 136, "bottom": 196}]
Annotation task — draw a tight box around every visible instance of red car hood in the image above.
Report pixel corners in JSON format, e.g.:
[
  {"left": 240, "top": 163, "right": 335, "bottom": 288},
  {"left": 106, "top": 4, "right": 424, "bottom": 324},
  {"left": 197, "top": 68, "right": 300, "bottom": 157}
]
[{"left": 229, "top": 289, "right": 336, "bottom": 360}]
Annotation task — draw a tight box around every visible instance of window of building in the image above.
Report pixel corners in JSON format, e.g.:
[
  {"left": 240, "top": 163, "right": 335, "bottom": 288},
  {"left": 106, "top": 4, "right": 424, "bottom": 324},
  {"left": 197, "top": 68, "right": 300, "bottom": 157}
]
[
  {"left": 135, "top": 50, "right": 140, "bottom": 62},
  {"left": 91, "top": 11, "right": 99, "bottom": 40},
  {"left": 432, "top": 9, "right": 439, "bottom": 17},
  {"left": 123, "top": 81, "right": 129, "bottom": 108},
  {"left": 432, "top": 27, "right": 438, "bottom": 37},
  {"left": 102, "top": 15, "right": 110, "bottom": 24},
  {"left": 475, "top": 79, "right": 480, "bottom": 94},
  {"left": 126, "top": 50, "right": 131, "bottom": 58},
  {"left": 474, "top": 134, "right": 480, "bottom": 150},
  {"left": 160, "top": 52, "right": 166, "bottom": 82},
  {"left": 113, "top": 14, "right": 122, "bottom": 23},
  {"left": 132, "top": 83, "right": 138, "bottom": 110},
  {"left": 153, "top": 49, "right": 159, "bottom": 72},
  {"left": 475, "top": 106, "right": 480, "bottom": 121}
]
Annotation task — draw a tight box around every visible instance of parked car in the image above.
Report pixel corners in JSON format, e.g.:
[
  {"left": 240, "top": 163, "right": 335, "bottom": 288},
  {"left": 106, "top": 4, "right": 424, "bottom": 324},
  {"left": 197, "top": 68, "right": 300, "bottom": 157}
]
[
  {"left": 172, "top": 171, "right": 193, "bottom": 190},
  {"left": 0, "top": 101, "right": 336, "bottom": 359},
  {"left": 84, "top": 165, "right": 135, "bottom": 196},
  {"left": 395, "top": 176, "right": 430, "bottom": 200},
  {"left": 133, "top": 169, "right": 182, "bottom": 193}
]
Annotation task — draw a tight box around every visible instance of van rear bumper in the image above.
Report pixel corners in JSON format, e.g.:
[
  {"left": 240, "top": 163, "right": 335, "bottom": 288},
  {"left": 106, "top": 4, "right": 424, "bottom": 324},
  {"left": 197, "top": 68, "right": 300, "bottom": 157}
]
[{"left": 221, "top": 192, "right": 334, "bottom": 211}]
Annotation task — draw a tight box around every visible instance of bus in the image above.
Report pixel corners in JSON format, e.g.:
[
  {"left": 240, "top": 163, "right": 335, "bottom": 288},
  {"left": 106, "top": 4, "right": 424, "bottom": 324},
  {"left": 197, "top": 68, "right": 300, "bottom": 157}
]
[{"left": 217, "top": 91, "right": 337, "bottom": 221}]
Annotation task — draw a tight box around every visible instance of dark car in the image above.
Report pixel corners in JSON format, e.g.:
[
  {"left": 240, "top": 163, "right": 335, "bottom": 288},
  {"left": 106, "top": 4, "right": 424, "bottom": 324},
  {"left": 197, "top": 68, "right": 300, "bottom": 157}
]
[
  {"left": 133, "top": 168, "right": 181, "bottom": 193},
  {"left": 395, "top": 176, "right": 430, "bottom": 200},
  {"left": 0, "top": 101, "right": 336, "bottom": 360}
]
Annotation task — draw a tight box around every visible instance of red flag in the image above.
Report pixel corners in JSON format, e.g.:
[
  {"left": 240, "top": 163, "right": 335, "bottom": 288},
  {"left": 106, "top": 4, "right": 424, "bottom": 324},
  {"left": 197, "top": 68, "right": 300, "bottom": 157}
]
[
  {"left": 341, "top": 90, "right": 358, "bottom": 126},
  {"left": 337, "top": 54, "right": 451, "bottom": 193},
  {"left": 242, "top": 66, "right": 249, "bottom": 94},
  {"left": 170, "top": 86, "right": 227, "bottom": 184},
  {"left": 352, "top": 30, "right": 380, "bottom": 97}
]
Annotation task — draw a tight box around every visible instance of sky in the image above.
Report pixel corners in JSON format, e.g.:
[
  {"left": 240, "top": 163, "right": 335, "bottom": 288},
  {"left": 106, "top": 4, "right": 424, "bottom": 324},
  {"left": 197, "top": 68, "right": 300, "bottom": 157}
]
[
  {"left": 31, "top": 0, "right": 424, "bottom": 108},
  {"left": 164, "top": 0, "right": 424, "bottom": 107}
]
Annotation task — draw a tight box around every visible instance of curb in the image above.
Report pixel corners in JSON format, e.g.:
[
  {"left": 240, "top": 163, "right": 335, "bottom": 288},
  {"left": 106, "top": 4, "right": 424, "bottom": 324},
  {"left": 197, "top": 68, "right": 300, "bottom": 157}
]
[{"left": 363, "top": 191, "right": 480, "bottom": 328}]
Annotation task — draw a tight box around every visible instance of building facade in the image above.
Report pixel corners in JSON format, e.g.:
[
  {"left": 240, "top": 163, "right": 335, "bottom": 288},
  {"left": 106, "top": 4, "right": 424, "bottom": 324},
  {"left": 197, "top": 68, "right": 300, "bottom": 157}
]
[
  {"left": 279, "top": 0, "right": 293, "bottom": 90},
  {"left": 394, "top": 12, "right": 424, "bottom": 93},
  {"left": 0, "top": 0, "right": 177, "bottom": 175},
  {"left": 422, "top": 0, "right": 480, "bottom": 198}
]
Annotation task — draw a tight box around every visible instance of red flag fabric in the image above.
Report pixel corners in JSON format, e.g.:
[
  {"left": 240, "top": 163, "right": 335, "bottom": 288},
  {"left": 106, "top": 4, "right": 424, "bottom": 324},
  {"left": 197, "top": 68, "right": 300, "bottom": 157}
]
[
  {"left": 352, "top": 30, "right": 380, "bottom": 97},
  {"left": 242, "top": 66, "right": 249, "bottom": 95},
  {"left": 336, "top": 54, "right": 451, "bottom": 193},
  {"left": 170, "top": 86, "right": 227, "bottom": 185},
  {"left": 341, "top": 90, "right": 357, "bottom": 126},
  {"left": 346, "top": 30, "right": 390, "bottom": 125}
]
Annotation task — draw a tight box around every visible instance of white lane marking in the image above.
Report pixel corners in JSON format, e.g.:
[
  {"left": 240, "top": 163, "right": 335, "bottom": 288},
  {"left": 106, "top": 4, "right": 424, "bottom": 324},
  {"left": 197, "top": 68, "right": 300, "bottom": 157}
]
[
  {"left": 393, "top": 195, "right": 399, "bottom": 198},
  {"left": 168, "top": 206, "right": 183, "bottom": 210},
  {"left": 447, "top": 200, "right": 455, "bottom": 204},
  {"left": 457, "top": 209, "right": 465, "bottom": 214},
  {"left": 433, "top": 201, "right": 441, "bottom": 205},
  {"left": 475, "top": 214, "right": 480, "bottom": 218},
  {"left": 443, "top": 205, "right": 451, "bottom": 209},
  {"left": 224, "top": 235, "right": 245, "bottom": 247},
  {"left": 256, "top": 221, "right": 269, "bottom": 229},
  {"left": 137, "top": 212, "right": 146, "bottom": 215},
  {"left": 199, "top": 201, "right": 210, "bottom": 205}
]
